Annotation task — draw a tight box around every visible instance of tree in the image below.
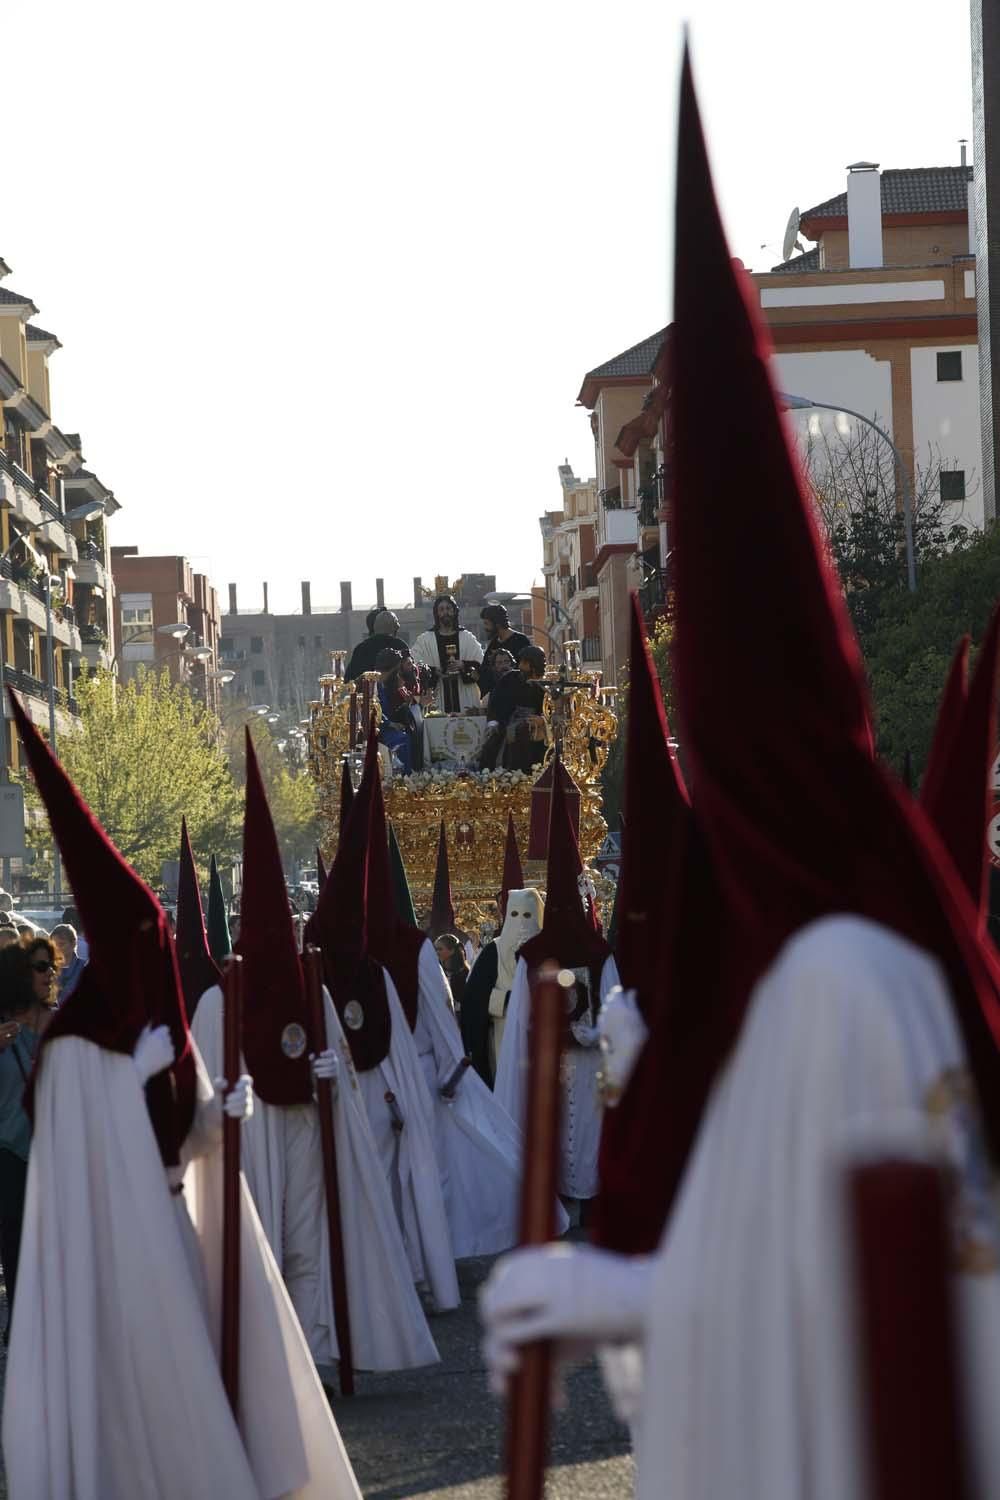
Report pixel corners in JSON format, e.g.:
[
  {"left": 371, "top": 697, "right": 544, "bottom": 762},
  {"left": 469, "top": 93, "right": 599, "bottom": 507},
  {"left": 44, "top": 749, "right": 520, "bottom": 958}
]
[{"left": 20, "top": 667, "right": 242, "bottom": 888}]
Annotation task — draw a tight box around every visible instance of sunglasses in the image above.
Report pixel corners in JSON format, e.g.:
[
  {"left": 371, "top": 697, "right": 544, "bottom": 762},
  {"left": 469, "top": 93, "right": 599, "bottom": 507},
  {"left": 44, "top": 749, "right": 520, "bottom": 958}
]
[{"left": 31, "top": 960, "right": 54, "bottom": 975}]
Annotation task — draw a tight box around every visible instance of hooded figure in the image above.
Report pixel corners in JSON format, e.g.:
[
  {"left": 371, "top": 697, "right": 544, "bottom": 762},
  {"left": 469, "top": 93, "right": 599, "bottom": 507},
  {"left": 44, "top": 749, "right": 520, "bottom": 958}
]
[
  {"left": 411, "top": 594, "right": 484, "bottom": 714},
  {"left": 427, "top": 821, "right": 457, "bottom": 941},
  {"left": 305, "top": 730, "right": 460, "bottom": 1311},
  {"left": 174, "top": 818, "right": 221, "bottom": 1021},
  {"left": 389, "top": 820, "right": 418, "bottom": 926},
  {"left": 4, "top": 694, "right": 363, "bottom": 1500},
  {"left": 495, "top": 761, "right": 619, "bottom": 1204},
  {"left": 481, "top": 55, "right": 1000, "bottom": 1500},
  {"left": 462, "top": 889, "right": 544, "bottom": 1086},
  {"left": 206, "top": 853, "right": 232, "bottom": 965},
  {"left": 367, "top": 772, "right": 533, "bottom": 1257},
  {"left": 192, "top": 732, "right": 438, "bottom": 1375}
]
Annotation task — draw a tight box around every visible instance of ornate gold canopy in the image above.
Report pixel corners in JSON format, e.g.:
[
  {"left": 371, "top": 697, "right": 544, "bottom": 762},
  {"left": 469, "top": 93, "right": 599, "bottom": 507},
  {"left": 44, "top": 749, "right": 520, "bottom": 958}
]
[{"left": 306, "top": 644, "right": 618, "bottom": 934}]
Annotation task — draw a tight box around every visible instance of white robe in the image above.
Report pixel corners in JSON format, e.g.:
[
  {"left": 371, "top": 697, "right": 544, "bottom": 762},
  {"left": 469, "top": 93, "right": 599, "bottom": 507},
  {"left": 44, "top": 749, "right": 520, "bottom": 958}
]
[
  {"left": 3, "top": 1035, "right": 361, "bottom": 1500},
  {"left": 496, "top": 954, "right": 618, "bottom": 1200},
  {"left": 411, "top": 939, "right": 534, "bottom": 1258},
  {"left": 192, "top": 984, "right": 439, "bottom": 1373},
  {"left": 351, "top": 969, "right": 460, "bottom": 1311},
  {"left": 634, "top": 916, "right": 1000, "bottom": 1500},
  {"left": 411, "top": 628, "right": 484, "bottom": 714}
]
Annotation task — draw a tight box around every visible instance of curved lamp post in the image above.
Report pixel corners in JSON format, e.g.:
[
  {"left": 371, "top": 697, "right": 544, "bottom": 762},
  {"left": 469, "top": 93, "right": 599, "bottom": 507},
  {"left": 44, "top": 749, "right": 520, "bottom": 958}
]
[{"left": 778, "top": 392, "right": 916, "bottom": 593}]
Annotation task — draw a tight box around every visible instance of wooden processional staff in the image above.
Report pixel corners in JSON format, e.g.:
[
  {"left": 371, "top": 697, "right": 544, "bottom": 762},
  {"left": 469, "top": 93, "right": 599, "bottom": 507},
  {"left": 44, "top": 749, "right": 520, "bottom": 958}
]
[
  {"left": 505, "top": 963, "right": 568, "bottom": 1500},
  {"left": 221, "top": 953, "right": 244, "bottom": 1415}
]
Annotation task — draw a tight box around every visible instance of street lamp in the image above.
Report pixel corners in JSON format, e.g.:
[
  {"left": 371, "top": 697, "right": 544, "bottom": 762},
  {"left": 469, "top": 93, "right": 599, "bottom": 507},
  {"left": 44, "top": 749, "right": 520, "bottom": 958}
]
[{"left": 778, "top": 393, "right": 916, "bottom": 593}]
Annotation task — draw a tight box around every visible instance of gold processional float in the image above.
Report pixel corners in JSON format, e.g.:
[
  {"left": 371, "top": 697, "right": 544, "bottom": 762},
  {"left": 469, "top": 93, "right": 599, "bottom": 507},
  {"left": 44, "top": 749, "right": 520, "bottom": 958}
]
[{"left": 307, "top": 641, "right": 619, "bottom": 939}]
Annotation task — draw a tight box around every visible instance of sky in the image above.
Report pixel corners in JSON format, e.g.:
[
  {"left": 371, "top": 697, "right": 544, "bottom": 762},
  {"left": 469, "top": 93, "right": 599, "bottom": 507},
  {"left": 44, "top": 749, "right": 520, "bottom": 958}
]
[{"left": 1, "top": 1, "right": 974, "bottom": 614}]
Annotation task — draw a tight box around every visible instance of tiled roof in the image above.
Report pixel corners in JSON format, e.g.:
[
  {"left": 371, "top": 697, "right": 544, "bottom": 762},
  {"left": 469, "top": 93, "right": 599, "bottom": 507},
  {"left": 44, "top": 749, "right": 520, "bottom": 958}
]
[
  {"left": 0, "top": 287, "right": 37, "bottom": 310},
  {"left": 769, "top": 247, "right": 821, "bottom": 274},
  {"left": 63, "top": 433, "right": 82, "bottom": 452},
  {"left": 577, "top": 327, "right": 668, "bottom": 407},
  {"left": 26, "top": 324, "right": 59, "bottom": 345},
  {"left": 584, "top": 328, "right": 668, "bottom": 381},
  {"left": 802, "top": 166, "right": 972, "bottom": 224}
]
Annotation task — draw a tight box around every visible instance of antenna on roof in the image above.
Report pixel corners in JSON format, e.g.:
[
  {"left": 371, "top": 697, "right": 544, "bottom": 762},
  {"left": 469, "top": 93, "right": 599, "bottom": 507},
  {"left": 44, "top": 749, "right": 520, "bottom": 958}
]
[{"left": 781, "top": 206, "right": 805, "bottom": 263}]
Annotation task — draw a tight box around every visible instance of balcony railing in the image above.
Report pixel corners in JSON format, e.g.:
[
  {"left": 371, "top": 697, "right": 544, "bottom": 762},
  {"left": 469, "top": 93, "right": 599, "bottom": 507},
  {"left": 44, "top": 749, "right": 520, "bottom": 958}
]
[
  {"left": 35, "top": 485, "right": 61, "bottom": 522},
  {"left": 77, "top": 539, "right": 102, "bottom": 562},
  {"left": 638, "top": 566, "right": 673, "bottom": 624},
  {"left": 582, "top": 635, "right": 602, "bottom": 662},
  {"left": 637, "top": 465, "right": 669, "bottom": 529},
  {"left": 600, "top": 486, "right": 622, "bottom": 510},
  {"left": 577, "top": 561, "right": 596, "bottom": 592},
  {"left": 3, "top": 664, "right": 79, "bottom": 716}
]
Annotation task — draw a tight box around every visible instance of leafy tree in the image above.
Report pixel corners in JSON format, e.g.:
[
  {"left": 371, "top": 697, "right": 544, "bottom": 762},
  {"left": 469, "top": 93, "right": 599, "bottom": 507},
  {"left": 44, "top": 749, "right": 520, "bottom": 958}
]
[
  {"left": 221, "top": 702, "right": 318, "bottom": 870},
  {"left": 19, "top": 667, "right": 242, "bottom": 887}
]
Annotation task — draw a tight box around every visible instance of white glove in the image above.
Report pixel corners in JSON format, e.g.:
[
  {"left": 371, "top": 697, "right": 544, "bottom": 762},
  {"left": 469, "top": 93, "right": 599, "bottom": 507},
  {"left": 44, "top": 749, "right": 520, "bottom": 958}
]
[
  {"left": 479, "top": 1243, "right": 653, "bottom": 1396},
  {"left": 598, "top": 988, "right": 649, "bottom": 1105},
  {"left": 133, "top": 1023, "right": 176, "bottom": 1085},
  {"left": 311, "top": 1049, "right": 339, "bottom": 1089},
  {"left": 214, "top": 1074, "right": 254, "bottom": 1121}
]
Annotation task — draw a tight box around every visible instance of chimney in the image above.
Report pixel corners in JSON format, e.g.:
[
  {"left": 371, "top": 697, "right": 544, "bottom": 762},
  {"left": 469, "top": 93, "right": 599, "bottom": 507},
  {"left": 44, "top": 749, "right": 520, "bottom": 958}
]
[
  {"left": 228, "top": 583, "right": 237, "bottom": 615},
  {"left": 376, "top": 577, "right": 385, "bottom": 609},
  {"left": 301, "top": 580, "right": 312, "bottom": 615},
  {"left": 961, "top": 138, "right": 969, "bottom": 168},
  {"left": 262, "top": 582, "right": 269, "bottom": 614},
  {"left": 340, "top": 580, "right": 353, "bottom": 613},
  {"left": 847, "top": 162, "right": 884, "bottom": 268},
  {"left": 413, "top": 576, "right": 423, "bottom": 607}
]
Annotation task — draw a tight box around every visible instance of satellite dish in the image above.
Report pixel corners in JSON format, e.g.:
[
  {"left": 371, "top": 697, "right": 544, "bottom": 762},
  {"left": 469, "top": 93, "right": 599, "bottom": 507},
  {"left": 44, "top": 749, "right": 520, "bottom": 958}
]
[{"left": 781, "top": 206, "right": 804, "bottom": 263}]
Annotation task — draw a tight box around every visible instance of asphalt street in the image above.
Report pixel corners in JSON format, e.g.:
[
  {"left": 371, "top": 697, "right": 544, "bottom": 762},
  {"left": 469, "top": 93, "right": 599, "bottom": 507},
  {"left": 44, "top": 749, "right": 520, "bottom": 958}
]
[
  {"left": 0, "top": 1253, "right": 632, "bottom": 1500},
  {"left": 331, "top": 1254, "right": 634, "bottom": 1499}
]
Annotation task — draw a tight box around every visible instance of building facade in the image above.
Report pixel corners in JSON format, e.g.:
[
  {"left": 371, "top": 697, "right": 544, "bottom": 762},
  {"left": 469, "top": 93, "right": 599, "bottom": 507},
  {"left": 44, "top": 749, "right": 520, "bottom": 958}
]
[
  {"left": 110, "top": 549, "right": 223, "bottom": 713},
  {"left": 0, "top": 260, "right": 120, "bottom": 776}
]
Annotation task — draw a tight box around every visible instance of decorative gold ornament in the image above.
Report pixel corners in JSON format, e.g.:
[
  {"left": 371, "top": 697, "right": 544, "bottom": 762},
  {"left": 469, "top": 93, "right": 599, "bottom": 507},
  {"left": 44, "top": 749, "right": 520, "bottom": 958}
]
[{"left": 307, "top": 656, "right": 619, "bottom": 920}]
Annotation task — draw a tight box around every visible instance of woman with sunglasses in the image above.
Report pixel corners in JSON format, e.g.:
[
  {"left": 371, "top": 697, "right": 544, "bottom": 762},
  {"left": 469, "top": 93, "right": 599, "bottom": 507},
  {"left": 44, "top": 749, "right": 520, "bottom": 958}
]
[{"left": 0, "top": 936, "right": 56, "bottom": 1335}]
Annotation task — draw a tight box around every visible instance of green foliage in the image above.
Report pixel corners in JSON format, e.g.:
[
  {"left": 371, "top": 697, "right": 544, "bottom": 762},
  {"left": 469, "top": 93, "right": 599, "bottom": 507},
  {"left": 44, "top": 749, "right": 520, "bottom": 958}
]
[
  {"left": 21, "top": 668, "right": 242, "bottom": 886},
  {"left": 222, "top": 706, "right": 318, "bottom": 867}
]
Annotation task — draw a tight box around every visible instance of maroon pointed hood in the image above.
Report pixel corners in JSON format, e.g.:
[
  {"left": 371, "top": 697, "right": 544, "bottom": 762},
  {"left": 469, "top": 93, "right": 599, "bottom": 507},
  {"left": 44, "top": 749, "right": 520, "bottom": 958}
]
[
  {"left": 498, "top": 813, "right": 524, "bottom": 922},
  {"left": 338, "top": 757, "right": 354, "bottom": 843},
  {"left": 305, "top": 723, "right": 392, "bottom": 1069},
  {"left": 921, "top": 612, "right": 1000, "bottom": 925},
  {"left": 235, "top": 729, "right": 312, "bottom": 1106},
  {"left": 669, "top": 50, "right": 1000, "bottom": 1159},
  {"left": 427, "top": 821, "right": 456, "bottom": 939},
  {"left": 174, "top": 817, "right": 221, "bottom": 1019},
  {"left": 615, "top": 594, "right": 691, "bottom": 1004},
  {"left": 520, "top": 757, "right": 609, "bottom": 971},
  {"left": 9, "top": 690, "right": 196, "bottom": 1164},
  {"left": 365, "top": 762, "right": 426, "bottom": 1029}
]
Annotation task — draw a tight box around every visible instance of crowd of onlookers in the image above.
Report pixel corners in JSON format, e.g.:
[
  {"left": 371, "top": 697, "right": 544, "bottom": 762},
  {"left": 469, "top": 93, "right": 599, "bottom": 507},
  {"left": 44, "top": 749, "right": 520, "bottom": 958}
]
[{"left": 0, "top": 895, "right": 88, "bottom": 1337}]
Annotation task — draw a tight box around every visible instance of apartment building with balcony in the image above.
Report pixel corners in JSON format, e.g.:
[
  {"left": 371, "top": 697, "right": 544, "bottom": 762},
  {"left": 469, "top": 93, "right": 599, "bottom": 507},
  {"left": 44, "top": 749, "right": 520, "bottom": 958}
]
[
  {"left": 110, "top": 549, "right": 223, "bottom": 714},
  {"left": 755, "top": 157, "right": 980, "bottom": 521},
  {"left": 538, "top": 465, "right": 602, "bottom": 670},
  {"left": 0, "top": 262, "right": 120, "bottom": 775}
]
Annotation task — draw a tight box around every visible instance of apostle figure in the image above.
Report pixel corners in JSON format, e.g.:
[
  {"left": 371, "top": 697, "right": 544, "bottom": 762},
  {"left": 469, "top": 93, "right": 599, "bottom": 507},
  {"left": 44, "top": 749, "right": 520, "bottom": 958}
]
[
  {"left": 375, "top": 647, "right": 425, "bottom": 775},
  {"left": 4, "top": 694, "right": 362, "bottom": 1500},
  {"left": 411, "top": 594, "right": 484, "bottom": 714},
  {"left": 462, "top": 889, "right": 544, "bottom": 1086},
  {"left": 192, "top": 731, "right": 439, "bottom": 1379},
  {"left": 495, "top": 762, "right": 618, "bottom": 1212},
  {"left": 480, "top": 55, "right": 1000, "bottom": 1500},
  {"left": 305, "top": 731, "right": 460, "bottom": 1312}
]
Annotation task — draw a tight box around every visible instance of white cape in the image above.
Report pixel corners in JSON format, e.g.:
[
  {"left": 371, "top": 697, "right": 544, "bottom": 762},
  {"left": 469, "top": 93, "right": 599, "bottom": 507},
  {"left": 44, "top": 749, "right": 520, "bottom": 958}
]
[
  {"left": 635, "top": 916, "right": 1000, "bottom": 1500},
  {"left": 193, "top": 984, "right": 439, "bottom": 1372},
  {"left": 353, "top": 969, "right": 460, "bottom": 1311},
  {"left": 411, "top": 939, "right": 532, "bottom": 1257},
  {"left": 411, "top": 628, "right": 483, "bottom": 713},
  {"left": 496, "top": 954, "right": 619, "bottom": 1199},
  {"left": 3, "top": 1035, "right": 361, "bottom": 1500}
]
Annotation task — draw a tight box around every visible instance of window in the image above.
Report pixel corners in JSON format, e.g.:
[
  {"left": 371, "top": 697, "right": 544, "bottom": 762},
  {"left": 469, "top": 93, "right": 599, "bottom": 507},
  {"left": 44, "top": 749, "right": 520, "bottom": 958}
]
[
  {"left": 298, "top": 635, "right": 306, "bottom": 648},
  {"left": 218, "top": 636, "right": 234, "bottom": 654},
  {"left": 120, "top": 599, "right": 154, "bottom": 645},
  {"left": 314, "top": 635, "right": 322, "bottom": 649},
  {"left": 252, "top": 669, "right": 266, "bottom": 687},
  {"left": 937, "top": 351, "right": 963, "bottom": 382},
  {"left": 941, "top": 470, "right": 967, "bottom": 502},
  {"left": 250, "top": 636, "right": 264, "bottom": 654}
]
